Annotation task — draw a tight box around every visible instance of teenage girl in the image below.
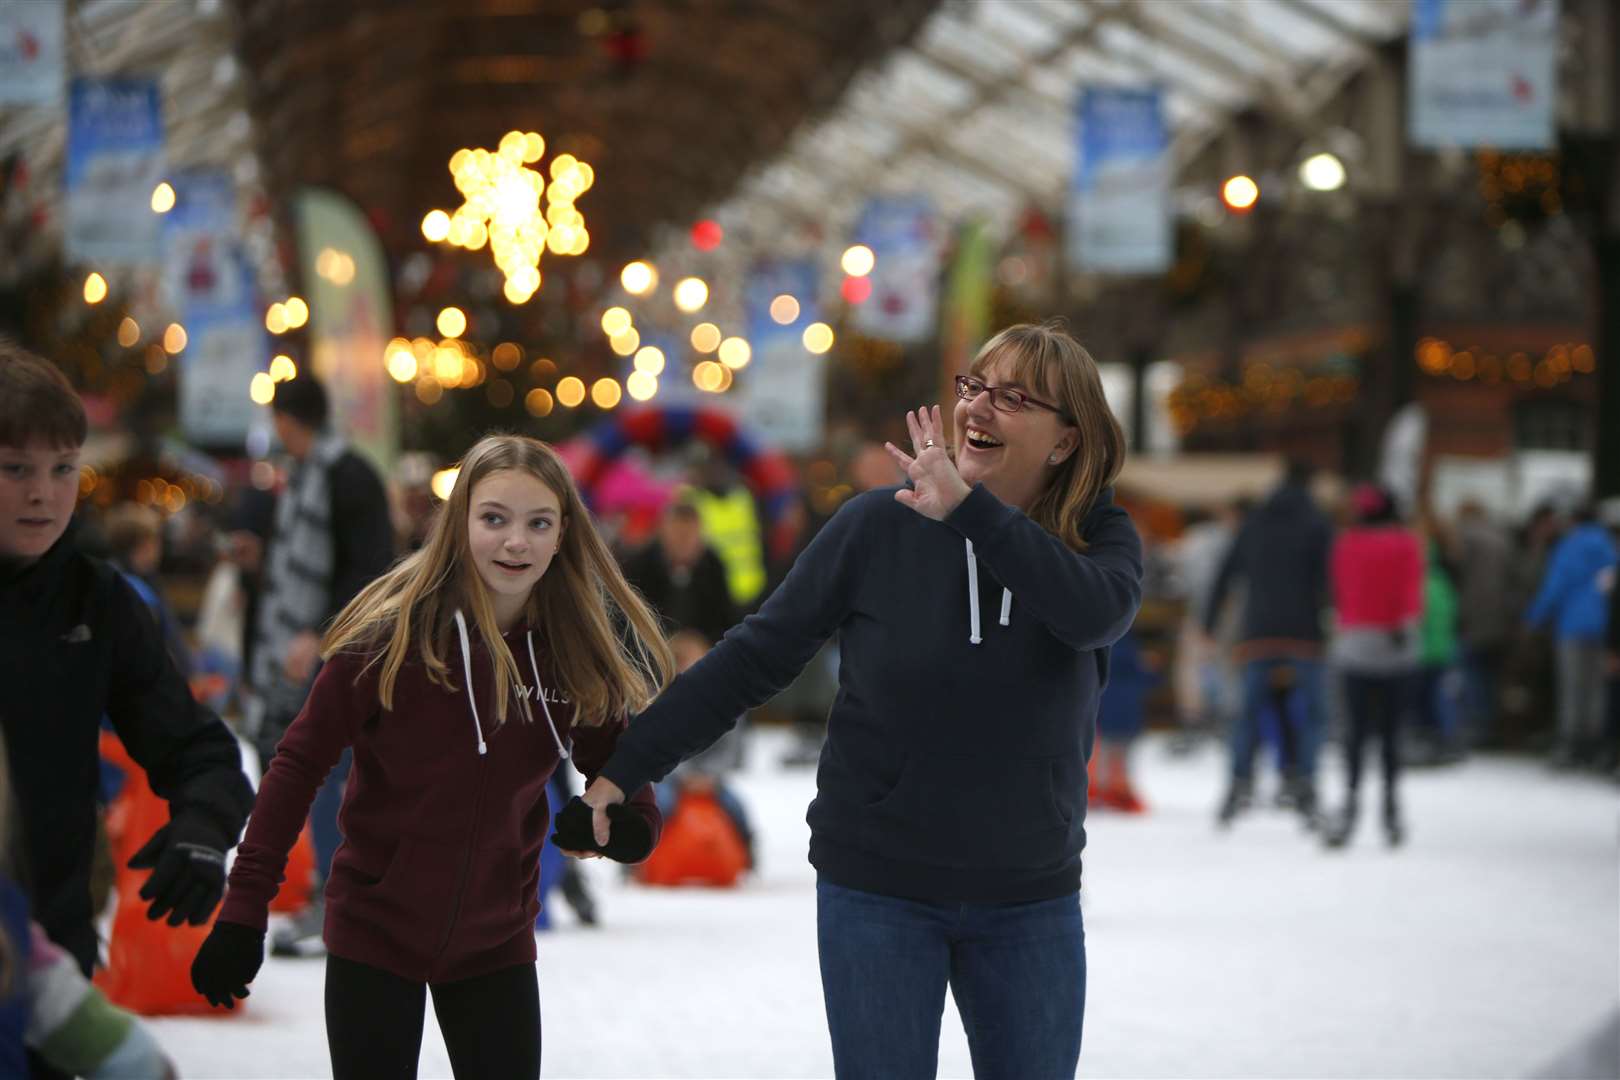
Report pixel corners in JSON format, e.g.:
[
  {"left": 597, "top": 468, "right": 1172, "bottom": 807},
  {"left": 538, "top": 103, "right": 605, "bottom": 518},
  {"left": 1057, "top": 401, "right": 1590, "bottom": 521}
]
[{"left": 191, "top": 434, "right": 674, "bottom": 1080}]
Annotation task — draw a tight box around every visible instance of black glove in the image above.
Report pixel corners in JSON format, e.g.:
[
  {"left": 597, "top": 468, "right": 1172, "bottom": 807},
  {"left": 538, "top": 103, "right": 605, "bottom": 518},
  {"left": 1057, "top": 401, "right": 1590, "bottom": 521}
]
[
  {"left": 550, "top": 797, "right": 656, "bottom": 864},
  {"left": 190, "top": 921, "right": 264, "bottom": 1009},
  {"left": 128, "top": 816, "right": 229, "bottom": 926}
]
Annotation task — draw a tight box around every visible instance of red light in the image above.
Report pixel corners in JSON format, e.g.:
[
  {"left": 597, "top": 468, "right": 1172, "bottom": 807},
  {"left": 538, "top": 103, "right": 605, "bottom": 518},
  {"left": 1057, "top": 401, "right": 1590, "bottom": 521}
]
[
  {"left": 841, "top": 276, "right": 872, "bottom": 304},
  {"left": 691, "top": 220, "right": 723, "bottom": 251}
]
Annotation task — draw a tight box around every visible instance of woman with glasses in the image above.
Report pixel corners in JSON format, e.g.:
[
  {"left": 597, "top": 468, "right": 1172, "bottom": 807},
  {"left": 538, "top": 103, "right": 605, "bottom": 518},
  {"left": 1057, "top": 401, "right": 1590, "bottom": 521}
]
[{"left": 569, "top": 321, "right": 1142, "bottom": 1080}]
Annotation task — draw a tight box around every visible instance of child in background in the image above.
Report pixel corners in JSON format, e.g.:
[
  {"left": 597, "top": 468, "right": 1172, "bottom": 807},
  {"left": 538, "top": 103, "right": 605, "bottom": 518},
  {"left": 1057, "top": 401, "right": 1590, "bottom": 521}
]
[
  {"left": 1324, "top": 484, "right": 1424, "bottom": 848},
  {"left": 1090, "top": 628, "right": 1158, "bottom": 813},
  {"left": 190, "top": 435, "right": 674, "bottom": 1080},
  {"left": 654, "top": 630, "right": 756, "bottom": 866}
]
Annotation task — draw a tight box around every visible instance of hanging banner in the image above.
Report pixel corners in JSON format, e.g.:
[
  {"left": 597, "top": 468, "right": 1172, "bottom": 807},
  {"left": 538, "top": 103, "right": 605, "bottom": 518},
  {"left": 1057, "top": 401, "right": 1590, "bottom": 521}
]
[
  {"left": 851, "top": 195, "right": 940, "bottom": 344},
  {"left": 165, "top": 170, "right": 263, "bottom": 446},
  {"left": 0, "top": 0, "right": 64, "bottom": 105},
  {"left": 738, "top": 259, "right": 823, "bottom": 451},
  {"left": 65, "top": 77, "right": 166, "bottom": 264},
  {"left": 165, "top": 170, "right": 248, "bottom": 325},
  {"left": 295, "top": 188, "right": 398, "bottom": 472},
  {"left": 1408, "top": 0, "right": 1559, "bottom": 151},
  {"left": 1067, "top": 86, "right": 1171, "bottom": 275},
  {"left": 938, "top": 218, "right": 994, "bottom": 409}
]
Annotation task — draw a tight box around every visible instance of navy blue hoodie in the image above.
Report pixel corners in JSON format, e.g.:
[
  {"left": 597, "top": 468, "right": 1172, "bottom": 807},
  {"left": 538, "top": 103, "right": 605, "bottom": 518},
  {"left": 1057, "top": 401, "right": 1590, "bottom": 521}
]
[{"left": 601, "top": 483, "right": 1143, "bottom": 904}]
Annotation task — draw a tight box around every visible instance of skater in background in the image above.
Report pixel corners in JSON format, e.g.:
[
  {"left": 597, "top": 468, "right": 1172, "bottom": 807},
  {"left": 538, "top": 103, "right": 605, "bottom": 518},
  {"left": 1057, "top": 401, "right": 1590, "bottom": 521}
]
[
  {"left": 231, "top": 375, "right": 395, "bottom": 959},
  {"left": 1170, "top": 498, "right": 1247, "bottom": 753},
  {"left": 1090, "top": 626, "right": 1159, "bottom": 813},
  {"left": 578, "top": 323, "right": 1142, "bottom": 1079},
  {"left": 1323, "top": 484, "right": 1423, "bottom": 848},
  {"left": 1524, "top": 504, "right": 1617, "bottom": 769},
  {"left": 1206, "top": 460, "right": 1334, "bottom": 826},
  {"left": 653, "top": 629, "right": 756, "bottom": 868},
  {"left": 191, "top": 435, "right": 674, "bottom": 1080}
]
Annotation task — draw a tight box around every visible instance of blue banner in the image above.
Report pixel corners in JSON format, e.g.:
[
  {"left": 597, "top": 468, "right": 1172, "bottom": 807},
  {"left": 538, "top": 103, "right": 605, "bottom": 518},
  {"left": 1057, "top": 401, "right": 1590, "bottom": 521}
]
[
  {"left": 165, "top": 170, "right": 249, "bottom": 327},
  {"left": 164, "top": 168, "right": 266, "bottom": 446},
  {"left": 65, "top": 77, "right": 165, "bottom": 263},
  {"left": 1068, "top": 86, "right": 1171, "bottom": 274},
  {"left": 851, "top": 195, "right": 939, "bottom": 344}
]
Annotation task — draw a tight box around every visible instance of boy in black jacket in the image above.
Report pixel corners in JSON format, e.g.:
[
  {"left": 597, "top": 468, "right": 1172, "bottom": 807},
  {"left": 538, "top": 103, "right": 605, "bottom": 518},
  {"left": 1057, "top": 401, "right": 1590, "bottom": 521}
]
[{"left": 0, "top": 339, "right": 254, "bottom": 986}]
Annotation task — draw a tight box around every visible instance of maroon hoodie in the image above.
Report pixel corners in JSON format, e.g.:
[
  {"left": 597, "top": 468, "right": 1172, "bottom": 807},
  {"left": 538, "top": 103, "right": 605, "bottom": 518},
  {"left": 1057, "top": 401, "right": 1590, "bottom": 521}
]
[{"left": 218, "top": 616, "right": 660, "bottom": 983}]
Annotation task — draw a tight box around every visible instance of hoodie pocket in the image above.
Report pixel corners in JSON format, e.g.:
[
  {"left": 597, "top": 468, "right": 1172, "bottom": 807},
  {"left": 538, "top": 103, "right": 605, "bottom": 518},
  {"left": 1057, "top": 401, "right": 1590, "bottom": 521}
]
[{"left": 863, "top": 753, "right": 1073, "bottom": 870}]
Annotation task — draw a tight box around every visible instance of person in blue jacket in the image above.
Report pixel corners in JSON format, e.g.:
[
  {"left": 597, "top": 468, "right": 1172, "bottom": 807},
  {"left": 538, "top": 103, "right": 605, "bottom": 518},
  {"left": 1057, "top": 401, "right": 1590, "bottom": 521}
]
[
  {"left": 1525, "top": 504, "right": 1618, "bottom": 767},
  {"left": 573, "top": 322, "right": 1143, "bottom": 1080}
]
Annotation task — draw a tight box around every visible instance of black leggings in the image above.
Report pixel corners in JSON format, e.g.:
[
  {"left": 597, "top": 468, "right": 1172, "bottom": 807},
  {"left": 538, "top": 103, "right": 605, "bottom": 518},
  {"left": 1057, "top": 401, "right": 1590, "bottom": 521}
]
[
  {"left": 325, "top": 954, "right": 540, "bottom": 1080},
  {"left": 1341, "top": 671, "right": 1417, "bottom": 797}
]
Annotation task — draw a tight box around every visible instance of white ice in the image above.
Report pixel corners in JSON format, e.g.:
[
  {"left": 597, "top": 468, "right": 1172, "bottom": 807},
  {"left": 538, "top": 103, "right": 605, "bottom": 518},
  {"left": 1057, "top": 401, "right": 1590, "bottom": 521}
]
[{"left": 149, "top": 729, "right": 1620, "bottom": 1079}]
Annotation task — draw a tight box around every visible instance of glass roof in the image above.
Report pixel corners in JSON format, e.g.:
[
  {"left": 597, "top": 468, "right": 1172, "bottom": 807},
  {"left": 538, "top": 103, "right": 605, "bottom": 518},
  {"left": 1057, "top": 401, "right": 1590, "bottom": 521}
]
[{"left": 707, "top": 0, "right": 1410, "bottom": 254}]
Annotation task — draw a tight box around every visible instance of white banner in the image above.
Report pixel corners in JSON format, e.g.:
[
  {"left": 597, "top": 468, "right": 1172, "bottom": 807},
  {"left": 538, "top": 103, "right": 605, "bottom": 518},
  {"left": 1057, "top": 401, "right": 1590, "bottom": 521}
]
[
  {"left": 181, "top": 319, "right": 266, "bottom": 446},
  {"left": 739, "top": 259, "right": 823, "bottom": 452},
  {"left": 1068, "top": 86, "right": 1171, "bottom": 275},
  {"left": 0, "top": 0, "right": 64, "bottom": 105},
  {"left": 1409, "top": 0, "right": 1559, "bottom": 150}
]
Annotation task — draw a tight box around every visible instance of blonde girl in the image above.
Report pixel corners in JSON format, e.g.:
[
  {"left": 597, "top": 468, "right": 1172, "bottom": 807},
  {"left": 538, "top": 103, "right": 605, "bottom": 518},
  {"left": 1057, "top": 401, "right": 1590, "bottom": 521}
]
[{"left": 191, "top": 434, "right": 673, "bottom": 1080}]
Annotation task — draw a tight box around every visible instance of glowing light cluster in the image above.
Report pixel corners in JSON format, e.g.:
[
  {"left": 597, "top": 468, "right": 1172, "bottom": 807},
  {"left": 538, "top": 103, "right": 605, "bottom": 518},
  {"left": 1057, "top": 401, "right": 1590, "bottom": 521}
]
[{"left": 422, "top": 131, "right": 594, "bottom": 305}]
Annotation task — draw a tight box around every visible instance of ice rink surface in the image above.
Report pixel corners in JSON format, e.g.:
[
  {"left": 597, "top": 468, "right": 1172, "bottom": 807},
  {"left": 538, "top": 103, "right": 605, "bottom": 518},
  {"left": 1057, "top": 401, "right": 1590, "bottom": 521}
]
[{"left": 150, "top": 729, "right": 1620, "bottom": 1079}]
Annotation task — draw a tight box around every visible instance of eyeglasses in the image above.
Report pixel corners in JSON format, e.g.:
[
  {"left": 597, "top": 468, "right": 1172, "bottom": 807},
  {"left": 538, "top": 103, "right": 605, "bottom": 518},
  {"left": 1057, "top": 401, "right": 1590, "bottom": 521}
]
[{"left": 955, "top": 374, "right": 1071, "bottom": 421}]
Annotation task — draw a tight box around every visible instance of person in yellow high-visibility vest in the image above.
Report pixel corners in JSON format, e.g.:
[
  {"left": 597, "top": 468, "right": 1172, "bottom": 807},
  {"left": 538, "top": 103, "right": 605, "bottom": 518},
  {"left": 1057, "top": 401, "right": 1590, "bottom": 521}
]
[{"left": 684, "top": 482, "right": 767, "bottom": 609}]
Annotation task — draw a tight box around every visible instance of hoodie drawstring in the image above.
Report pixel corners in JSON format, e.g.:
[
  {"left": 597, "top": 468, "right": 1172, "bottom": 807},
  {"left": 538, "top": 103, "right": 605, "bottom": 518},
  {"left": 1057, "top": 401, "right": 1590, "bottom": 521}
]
[
  {"left": 452, "top": 610, "right": 488, "bottom": 756},
  {"left": 964, "top": 539, "right": 1013, "bottom": 645},
  {"left": 525, "top": 631, "right": 570, "bottom": 761},
  {"left": 965, "top": 539, "right": 982, "bottom": 644}
]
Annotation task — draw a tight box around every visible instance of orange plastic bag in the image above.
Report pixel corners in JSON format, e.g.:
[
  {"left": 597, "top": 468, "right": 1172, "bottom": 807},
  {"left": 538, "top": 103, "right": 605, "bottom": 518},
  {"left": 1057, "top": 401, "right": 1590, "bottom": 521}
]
[
  {"left": 95, "top": 731, "right": 226, "bottom": 1016},
  {"left": 635, "top": 790, "right": 748, "bottom": 888}
]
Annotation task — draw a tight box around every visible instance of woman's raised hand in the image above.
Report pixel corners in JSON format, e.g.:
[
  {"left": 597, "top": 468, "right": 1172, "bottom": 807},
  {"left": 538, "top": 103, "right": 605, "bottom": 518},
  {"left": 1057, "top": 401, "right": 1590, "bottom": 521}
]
[{"left": 885, "top": 405, "right": 971, "bottom": 522}]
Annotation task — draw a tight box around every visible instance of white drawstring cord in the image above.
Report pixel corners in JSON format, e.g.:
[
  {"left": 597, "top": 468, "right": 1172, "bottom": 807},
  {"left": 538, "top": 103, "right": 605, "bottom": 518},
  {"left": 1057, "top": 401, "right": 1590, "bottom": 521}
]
[
  {"left": 999, "top": 588, "right": 1013, "bottom": 627},
  {"left": 525, "top": 631, "right": 569, "bottom": 760},
  {"left": 452, "top": 610, "right": 487, "bottom": 756},
  {"left": 965, "top": 539, "right": 982, "bottom": 645}
]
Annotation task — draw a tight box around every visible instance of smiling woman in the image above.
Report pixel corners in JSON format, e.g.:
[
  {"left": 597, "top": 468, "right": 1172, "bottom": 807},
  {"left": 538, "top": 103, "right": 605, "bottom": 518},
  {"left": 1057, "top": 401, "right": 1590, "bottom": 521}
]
[{"left": 580, "top": 323, "right": 1143, "bottom": 1078}]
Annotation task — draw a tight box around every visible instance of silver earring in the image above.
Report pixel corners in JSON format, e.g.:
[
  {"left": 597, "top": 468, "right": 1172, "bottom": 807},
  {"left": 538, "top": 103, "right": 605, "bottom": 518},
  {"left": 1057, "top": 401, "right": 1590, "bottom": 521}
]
[{"left": 1048, "top": 454, "right": 1060, "bottom": 465}]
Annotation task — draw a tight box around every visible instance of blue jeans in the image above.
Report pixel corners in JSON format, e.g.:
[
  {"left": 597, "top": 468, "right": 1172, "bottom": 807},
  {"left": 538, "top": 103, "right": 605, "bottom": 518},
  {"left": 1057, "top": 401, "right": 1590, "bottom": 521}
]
[
  {"left": 1231, "top": 658, "right": 1324, "bottom": 784},
  {"left": 310, "top": 748, "right": 352, "bottom": 883},
  {"left": 816, "top": 881, "right": 1085, "bottom": 1080}
]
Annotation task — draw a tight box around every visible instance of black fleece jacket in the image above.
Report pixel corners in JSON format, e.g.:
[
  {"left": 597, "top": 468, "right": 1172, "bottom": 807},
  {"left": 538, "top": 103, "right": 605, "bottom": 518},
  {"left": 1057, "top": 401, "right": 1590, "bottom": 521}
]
[
  {"left": 0, "top": 527, "right": 253, "bottom": 972},
  {"left": 601, "top": 484, "right": 1143, "bottom": 904}
]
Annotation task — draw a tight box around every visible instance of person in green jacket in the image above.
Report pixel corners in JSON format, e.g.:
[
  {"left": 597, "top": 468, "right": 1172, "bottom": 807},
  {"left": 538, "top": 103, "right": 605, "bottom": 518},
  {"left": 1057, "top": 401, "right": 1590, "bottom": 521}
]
[{"left": 1414, "top": 537, "right": 1464, "bottom": 764}]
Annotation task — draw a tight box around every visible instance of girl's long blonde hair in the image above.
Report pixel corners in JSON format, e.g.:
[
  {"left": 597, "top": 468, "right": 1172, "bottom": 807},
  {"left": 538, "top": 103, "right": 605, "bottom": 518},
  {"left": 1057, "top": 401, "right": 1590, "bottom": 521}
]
[
  {"left": 965, "top": 321, "right": 1126, "bottom": 552},
  {"left": 323, "top": 435, "right": 674, "bottom": 727}
]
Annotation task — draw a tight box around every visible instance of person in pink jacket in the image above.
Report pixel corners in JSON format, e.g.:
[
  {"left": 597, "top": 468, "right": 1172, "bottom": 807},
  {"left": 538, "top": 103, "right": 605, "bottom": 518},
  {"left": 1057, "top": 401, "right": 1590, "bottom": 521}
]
[{"left": 1325, "top": 484, "right": 1425, "bottom": 848}]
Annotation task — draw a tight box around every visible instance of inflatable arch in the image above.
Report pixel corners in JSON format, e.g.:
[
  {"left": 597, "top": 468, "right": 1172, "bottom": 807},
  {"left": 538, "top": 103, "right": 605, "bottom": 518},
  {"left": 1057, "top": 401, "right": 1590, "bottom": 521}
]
[{"left": 561, "top": 406, "right": 802, "bottom": 562}]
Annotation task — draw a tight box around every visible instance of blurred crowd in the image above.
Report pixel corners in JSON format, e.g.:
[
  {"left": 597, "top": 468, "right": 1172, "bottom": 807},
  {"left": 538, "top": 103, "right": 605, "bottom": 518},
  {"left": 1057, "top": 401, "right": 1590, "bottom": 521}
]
[{"left": 1086, "top": 462, "right": 1620, "bottom": 847}]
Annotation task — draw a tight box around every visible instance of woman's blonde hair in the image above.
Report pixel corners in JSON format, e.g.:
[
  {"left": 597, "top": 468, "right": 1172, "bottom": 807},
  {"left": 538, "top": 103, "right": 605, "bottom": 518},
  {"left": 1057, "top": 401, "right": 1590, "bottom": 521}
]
[
  {"left": 323, "top": 434, "right": 674, "bottom": 727},
  {"left": 966, "top": 321, "right": 1126, "bottom": 552}
]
